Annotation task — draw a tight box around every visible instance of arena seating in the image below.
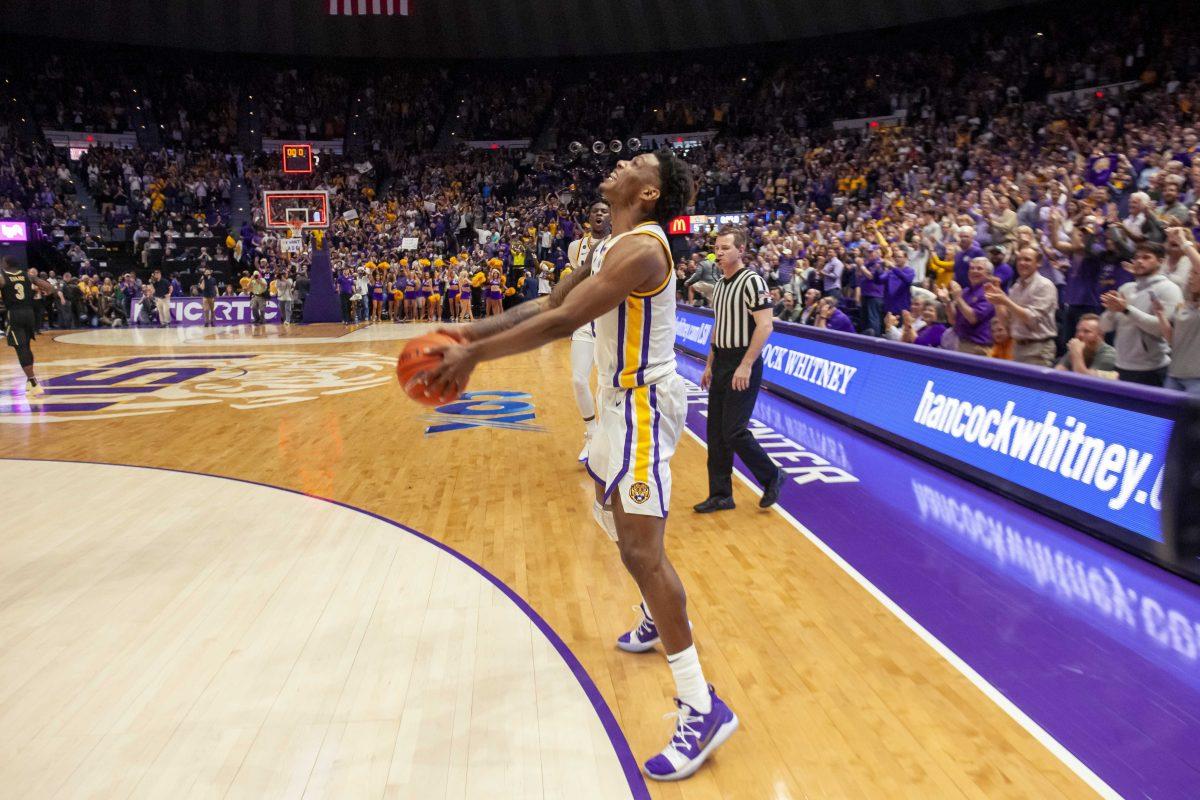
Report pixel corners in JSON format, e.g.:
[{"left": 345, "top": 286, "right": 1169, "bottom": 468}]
[{"left": 1, "top": 0, "right": 1197, "bottom": 390}]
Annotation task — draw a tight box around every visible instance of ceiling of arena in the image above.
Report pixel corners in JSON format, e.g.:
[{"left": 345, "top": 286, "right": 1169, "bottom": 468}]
[{"left": 0, "top": 0, "right": 1041, "bottom": 59}]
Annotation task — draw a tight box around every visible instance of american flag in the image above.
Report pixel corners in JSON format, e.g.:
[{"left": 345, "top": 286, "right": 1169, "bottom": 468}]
[{"left": 328, "top": 0, "right": 408, "bottom": 14}]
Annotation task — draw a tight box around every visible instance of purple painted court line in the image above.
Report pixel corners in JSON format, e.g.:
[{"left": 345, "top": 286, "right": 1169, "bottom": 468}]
[
  {"left": 675, "top": 354, "right": 1200, "bottom": 799},
  {"left": 0, "top": 457, "right": 650, "bottom": 800}
]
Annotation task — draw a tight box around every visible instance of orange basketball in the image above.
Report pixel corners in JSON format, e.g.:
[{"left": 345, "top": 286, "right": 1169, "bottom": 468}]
[{"left": 396, "top": 332, "right": 462, "bottom": 406}]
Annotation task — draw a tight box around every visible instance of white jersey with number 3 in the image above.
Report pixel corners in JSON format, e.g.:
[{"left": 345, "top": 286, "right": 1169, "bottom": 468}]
[{"left": 590, "top": 222, "right": 677, "bottom": 388}]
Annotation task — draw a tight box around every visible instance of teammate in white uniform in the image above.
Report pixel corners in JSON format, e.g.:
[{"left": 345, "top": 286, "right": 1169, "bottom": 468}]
[
  {"left": 420, "top": 150, "right": 738, "bottom": 782},
  {"left": 566, "top": 201, "right": 611, "bottom": 461}
]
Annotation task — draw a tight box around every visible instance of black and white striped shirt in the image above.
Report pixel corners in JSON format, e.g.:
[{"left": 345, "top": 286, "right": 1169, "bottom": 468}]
[{"left": 711, "top": 267, "right": 772, "bottom": 349}]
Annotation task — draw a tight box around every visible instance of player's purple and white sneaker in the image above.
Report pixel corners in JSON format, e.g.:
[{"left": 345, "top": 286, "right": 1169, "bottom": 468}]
[
  {"left": 616, "top": 602, "right": 659, "bottom": 652},
  {"left": 643, "top": 685, "right": 738, "bottom": 781}
]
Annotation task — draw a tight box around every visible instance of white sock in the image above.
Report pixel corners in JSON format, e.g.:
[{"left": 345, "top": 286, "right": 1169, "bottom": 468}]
[{"left": 667, "top": 644, "right": 711, "bottom": 713}]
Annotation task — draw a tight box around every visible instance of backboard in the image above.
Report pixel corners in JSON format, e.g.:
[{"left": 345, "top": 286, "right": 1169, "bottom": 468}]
[{"left": 263, "top": 190, "right": 330, "bottom": 230}]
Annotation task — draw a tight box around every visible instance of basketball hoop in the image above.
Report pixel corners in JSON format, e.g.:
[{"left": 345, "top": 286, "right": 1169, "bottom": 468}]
[{"left": 263, "top": 190, "right": 331, "bottom": 233}]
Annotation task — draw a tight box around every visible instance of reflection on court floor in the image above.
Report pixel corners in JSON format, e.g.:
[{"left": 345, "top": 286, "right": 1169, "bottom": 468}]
[
  {"left": 0, "top": 460, "right": 636, "bottom": 800},
  {"left": 54, "top": 322, "right": 439, "bottom": 348},
  {"left": 0, "top": 352, "right": 399, "bottom": 423}
]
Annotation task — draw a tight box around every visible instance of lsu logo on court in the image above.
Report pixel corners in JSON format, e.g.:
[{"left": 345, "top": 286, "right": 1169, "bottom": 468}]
[
  {"left": 423, "top": 391, "right": 546, "bottom": 436},
  {"left": 0, "top": 352, "right": 397, "bottom": 423}
]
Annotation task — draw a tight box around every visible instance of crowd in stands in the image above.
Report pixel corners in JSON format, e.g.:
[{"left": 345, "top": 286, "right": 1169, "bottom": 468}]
[
  {"left": 26, "top": 54, "right": 136, "bottom": 133},
  {"left": 142, "top": 64, "right": 241, "bottom": 149},
  {"left": 359, "top": 69, "right": 448, "bottom": 154},
  {"left": 2, "top": 0, "right": 1199, "bottom": 394},
  {"left": 251, "top": 67, "right": 349, "bottom": 141},
  {"left": 0, "top": 135, "right": 80, "bottom": 227}
]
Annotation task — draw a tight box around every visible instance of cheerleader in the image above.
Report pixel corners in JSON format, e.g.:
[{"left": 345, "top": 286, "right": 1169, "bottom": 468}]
[
  {"left": 426, "top": 271, "right": 442, "bottom": 324},
  {"left": 456, "top": 269, "right": 473, "bottom": 322},
  {"left": 446, "top": 270, "right": 459, "bottom": 322},
  {"left": 390, "top": 270, "right": 405, "bottom": 322},
  {"left": 398, "top": 268, "right": 412, "bottom": 321},
  {"left": 370, "top": 270, "right": 386, "bottom": 324},
  {"left": 412, "top": 267, "right": 427, "bottom": 321},
  {"left": 485, "top": 268, "right": 504, "bottom": 317}
]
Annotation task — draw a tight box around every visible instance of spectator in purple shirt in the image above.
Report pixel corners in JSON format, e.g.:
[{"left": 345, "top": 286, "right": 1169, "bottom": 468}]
[
  {"left": 336, "top": 267, "right": 355, "bottom": 325},
  {"left": 952, "top": 225, "right": 985, "bottom": 286},
  {"left": 986, "top": 246, "right": 1015, "bottom": 290},
  {"left": 857, "top": 253, "right": 886, "bottom": 335},
  {"left": 883, "top": 259, "right": 915, "bottom": 315},
  {"left": 941, "top": 256, "right": 996, "bottom": 355},
  {"left": 903, "top": 302, "right": 949, "bottom": 348},
  {"left": 821, "top": 252, "right": 845, "bottom": 299},
  {"left": 816, "top": 297, "right": 856, "bottom": 333}
]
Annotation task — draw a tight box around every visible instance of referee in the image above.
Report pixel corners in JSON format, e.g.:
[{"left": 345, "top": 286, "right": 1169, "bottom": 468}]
[{"left": 694, "top": 227, "right": 785, "bottom": 513}]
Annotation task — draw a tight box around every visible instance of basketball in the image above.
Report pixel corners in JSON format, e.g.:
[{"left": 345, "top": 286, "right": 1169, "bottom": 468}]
[{"left": 396, "top": 332, "right": 461, "bottom": 406}]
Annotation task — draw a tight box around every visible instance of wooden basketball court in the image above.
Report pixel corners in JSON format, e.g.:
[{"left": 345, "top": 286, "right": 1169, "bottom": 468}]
[{"left": 0, "top": 322, "right": 1100, "bottom": 798}]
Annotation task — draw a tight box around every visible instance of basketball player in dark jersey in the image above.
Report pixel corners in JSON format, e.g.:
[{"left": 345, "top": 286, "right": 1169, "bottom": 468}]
[{"left": 1, "top": 257, "right": 59, "bottom": 396}]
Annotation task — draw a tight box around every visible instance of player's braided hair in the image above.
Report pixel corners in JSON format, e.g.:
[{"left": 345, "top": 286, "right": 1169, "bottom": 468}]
[{"left": 652, "top": 148, "right": 695, "bottom": 227}]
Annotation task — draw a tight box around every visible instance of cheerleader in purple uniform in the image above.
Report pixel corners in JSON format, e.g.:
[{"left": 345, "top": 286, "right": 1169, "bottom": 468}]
[
  {"left": 390, "top": 270, "right": 404, "bottom": 322},
  {"left": 404, "top": 269, "right": 420, "bottom": 322},
  {"left": 420, "top": 272, "right": 435, "bottom": 323},
  {"left": 426, "top": 272, "right": 442, "bottom": 324},
  {"left": 456, "top": 269, "right": 473, "bottom": 322},
  {"left": 485, "top": 268, "right": 504, "bottom": 318},
  {"left": 370, "top": 272, "right": 386, "bottom": 324}
]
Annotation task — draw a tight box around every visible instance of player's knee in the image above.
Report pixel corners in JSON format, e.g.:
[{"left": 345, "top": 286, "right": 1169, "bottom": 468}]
[
  {"left": 571, "top": 372, "right": 590, "bottom": 395},
  {"left": 16, "top": 345, "right": 34, "bottom": 368},
  {"left": 617, "top": 535, "right": 662, "bottom": 579}
]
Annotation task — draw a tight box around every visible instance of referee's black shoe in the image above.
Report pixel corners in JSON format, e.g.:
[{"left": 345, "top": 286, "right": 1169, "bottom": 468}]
[
  {"left": 693, "top": 496, "right": 735, "bottom": 514},
  {"left": 759, "top": 468, "right": 785, "bottom": 508}
]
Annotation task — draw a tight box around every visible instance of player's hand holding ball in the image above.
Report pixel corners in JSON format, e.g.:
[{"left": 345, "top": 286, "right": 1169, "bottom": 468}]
[{"left": 396, "top": 332, "right": 474, "bottom": 406}]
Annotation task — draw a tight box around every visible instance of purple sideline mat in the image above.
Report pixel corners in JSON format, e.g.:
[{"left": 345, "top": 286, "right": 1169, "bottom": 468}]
[{"left": 675, "top": 354, "right": 1200, "bottom": 799}]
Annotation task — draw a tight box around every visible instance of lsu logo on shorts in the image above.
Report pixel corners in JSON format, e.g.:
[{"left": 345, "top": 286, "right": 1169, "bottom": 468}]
[{"left": 629, "top": 481, "right": 651, "bottom": 505}]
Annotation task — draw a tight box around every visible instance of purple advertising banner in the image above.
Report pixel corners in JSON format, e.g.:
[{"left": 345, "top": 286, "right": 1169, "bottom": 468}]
[
  {"left": 0, "top": 220, "right": 29, "bottom": 242},
  {"left": 130, "top": 296, "right": 281, "bottom": 326}
]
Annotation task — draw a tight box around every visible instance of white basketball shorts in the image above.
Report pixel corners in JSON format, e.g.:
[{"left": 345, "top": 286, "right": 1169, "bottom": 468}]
[{"left": 585, "top": 373, "right": 686, "bottom": 518}]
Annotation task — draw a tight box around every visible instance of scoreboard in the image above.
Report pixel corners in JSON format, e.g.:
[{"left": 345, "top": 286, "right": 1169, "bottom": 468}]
[{"left": 282, "top": 144, "right": 314, "bottom": 174}]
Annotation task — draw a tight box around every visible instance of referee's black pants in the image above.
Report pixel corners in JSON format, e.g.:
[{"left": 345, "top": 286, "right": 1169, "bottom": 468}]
[{"left": 706, "top": 347, "right": 777, "bottom": 499}]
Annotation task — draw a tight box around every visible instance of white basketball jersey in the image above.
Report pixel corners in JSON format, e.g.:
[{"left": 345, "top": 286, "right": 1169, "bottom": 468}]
[
  {"left": 569, "top": 234, "right": 603, "bottom": 340},
  {"left": 590, "top": 222, "right": 677, "bottom": 388},
  {"left": 567, "top": 234, "right": 599, "bottom": 271}
]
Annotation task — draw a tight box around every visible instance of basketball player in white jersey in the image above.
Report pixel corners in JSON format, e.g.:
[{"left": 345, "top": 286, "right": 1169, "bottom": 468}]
[
  {"left": 421, "top": 150, "right": 738, "bottom": 781},
  {"left": 566, "top": 200, "right": 611, "bottom": 461}
]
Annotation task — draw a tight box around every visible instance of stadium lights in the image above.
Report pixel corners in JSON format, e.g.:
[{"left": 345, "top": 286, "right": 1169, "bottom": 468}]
[{"left": 571, "top": 138, "right": 643, "bottom": 156}]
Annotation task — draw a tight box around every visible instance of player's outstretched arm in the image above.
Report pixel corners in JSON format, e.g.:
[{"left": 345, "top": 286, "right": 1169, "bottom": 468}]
[
  {"left": 443, "top": 264, "right": 593, "bottom": 343},
  {"left": 420, "top": 236, "right": 662, "bottom": 399}
]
